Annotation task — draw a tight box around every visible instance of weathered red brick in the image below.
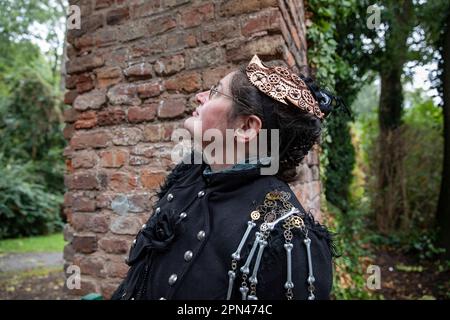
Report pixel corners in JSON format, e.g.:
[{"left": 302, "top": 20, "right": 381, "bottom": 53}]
[
  {"left": 106, "top": 8, "right": 130, "bottom": 25},
  {"left": 72, "top": 151, "right": 98, "bottom": 169},
  {"left": 166, "top": 32, "right": 197, "bottom": 51},
  {"left": 185, "top": 33, "right": 197, "bottom": 47},
  {"left": 130, "top": 37, "right": 166, "bottom": 58},
  {"left": 73, "top": 14, "right": 104, "bottom": 38},
  {"left": 66, "top": 74, "right": 78, "bottom": 90},
  {"left": 142, "top": 123, "right": 162, "bottom": 142},
  {"left": 95, "top": 0, "right": 113, "bottom": 9},
  {"left": 110, "top": 216, "right": 142, "bottom": 235},
  {"left": 157, "top": 97, "right": 186, "bottom": 119},
  {"left": 96, "top": 67, "right": 122, "bottom": 89},
  {"left": 66, "top": 54, "right": 104, "bottom": 74},
  {"left": 65, "top": 172, "right": 99, "bottom": 190},
  {"left": 147, "top": 15, "right": 177, "bottom": 35},
  {"left": 154, "top": 55, "right": 185, "bottom": 76},
  {"left": 112, "top": 127, "right": 143, "bottom": 146},
  {"left": 129, "top": 155, "right": 150, "bottom": 166},
  {"left": 201, "top": 20, "right": 240, "bottom": 43},
  {"left": 96, "top": 67, "right": 122, "bottom": 80},
  {"left": 71, "top": 131, "right": 111, "bottom": 150},
  {"left": 109, "top": 172, "right": 138, "bottom": 192},
  {"left": 202, "top": 65, "right": 235, "bottom": 89},
  {"left": 104, "top": 260, "right": 128, "bottom": 278},
  {"left": 128, "top": 104, "right": 157, "bottom": 123},
  {"left": 64, "top": 192, "right": 75, "bottom": 208},
  {"left": 72, "top": 213, "right": 109, "bottom": 233},
  {"left": 124, "top": 63, "right": 153, "bottom": 78},
  {"left": 241, "top": 7, "right": 280, "bottom": 36},
  {"left": 73, "top": 90, "right": 107, "bottom": 111},
  {"left": 95, "top": 28, "right": 117, "bottom": 48},
  {"left": 127, "top": 193, "right": 151, "bottom": 212},
  {"left": 164, "top": 72, "right": 201, "bottom": 93},
  {"left": 65, "top": 208, "right": 73, "bottom": 225},
  {"left": 226, "top": 35, "right": 284, "bottom": 62},
  {"left": 74, "top": 34, "right": 95, "bottom": 50},
  {"left": 66, "top": 159, "right": 74, "bottom": 174},
  {"left": 219, "top": 0, "right": 277, "bottom": 16},
  {"left": 117, "top": 20, "right": 147, "bottom": 42},
  {"left": 72, "top": 197, "right": 96, "bottom": 212},
  {"left": 63, "top": 108, "right": 79, "bottom": 123},
  {"left": 74, "top": 111, "right": 97, "bottom": 129},
  {"left": 76, "top": 74, "right": 95, "bottom": 93},
  {"left": 99, "top": 149, "right": 128, "bottom": 168},
  {"left": 131, "top": 0, "right": 161, "bottom": 18},
  {"left": 98, "top": 237, "right": 130, "bottom": 254},
  {"left": 63, "top": 124, "right": 75, "bottom": 140},
  {"left": 136, "top": 82, "right": 162, "bottom": 98},
  {"left": 63, "top": 243, "right": 75, "bottom": 262},
  {"left": 141, "top": 170, "right": 166, "bottom": 189},
  {"left": 180, "top": 3, "right": 214, "bottom": 28},
  {"left": 77, "top": 255, "right": 105, "bottom": 278},
  {"left": 97, "top": 108, "right": 126, "bottom": 126},
  {"left": 107, "top": 83, "right": 140, "bottom": 105},
  {"left": 72, "top": 234, "right": 97, "bottom": 253},
  {"left": 64, "top": 90, "right": 78, "bottom": 105},
  {"left": 185, "top": 46, "right": 224, "bottom": 70}
]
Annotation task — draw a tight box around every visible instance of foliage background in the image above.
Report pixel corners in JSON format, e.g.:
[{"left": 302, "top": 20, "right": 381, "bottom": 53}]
[
  {"left": 307, "top": 0, "right": 448, "bottom": 298},
  {"left": 0, "top": 0, "right": 66, "bottom": 239}
]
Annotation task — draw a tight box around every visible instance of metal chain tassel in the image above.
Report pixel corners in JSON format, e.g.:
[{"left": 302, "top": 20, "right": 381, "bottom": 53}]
[
  {"left": 304, "top": 233, "right": 316, "bottom": 300},
  {"left": 226, "top": 218, "right": 257, "bottom": 300},
  {"left": 225, "top": 190, "right": 318, "bottom": 301}
]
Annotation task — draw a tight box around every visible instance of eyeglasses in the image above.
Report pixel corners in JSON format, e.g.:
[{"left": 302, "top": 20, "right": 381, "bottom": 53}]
[{"left": 209, "top": 84, "right": 251, "bottom": 108}]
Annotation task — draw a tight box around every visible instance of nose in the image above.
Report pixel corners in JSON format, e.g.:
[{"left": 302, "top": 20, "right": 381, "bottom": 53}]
[{"left": 196, "top": 90, "right": 209, "bottom": 105}]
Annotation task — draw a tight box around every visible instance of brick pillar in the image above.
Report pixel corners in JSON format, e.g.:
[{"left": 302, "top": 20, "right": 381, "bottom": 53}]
[{"left": 62, "top": 0, "right": 321, "bottom": 298}]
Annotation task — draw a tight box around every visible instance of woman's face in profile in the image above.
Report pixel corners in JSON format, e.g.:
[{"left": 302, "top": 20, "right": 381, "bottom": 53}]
[{"left": 184, "top": 71, "right": 237, "bottom": 137}]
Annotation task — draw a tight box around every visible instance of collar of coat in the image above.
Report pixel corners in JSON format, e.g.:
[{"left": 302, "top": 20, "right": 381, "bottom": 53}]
[
  {"left": 156, "top": 152, "right": 275, "bottom": 200},
  {"left": 202, "top": 155, "right": 273, "bottom": 188}
]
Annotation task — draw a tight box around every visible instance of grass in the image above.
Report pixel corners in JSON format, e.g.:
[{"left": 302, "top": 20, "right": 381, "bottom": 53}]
[
  {"left": 0, "top": 266, "right": 63, "bottom": 283},
  {"left": 0, "top": 266, "right": 64, "bottom": 295},
  {"left": 0, "top": 233, "right": 65, "bottom": 254}
]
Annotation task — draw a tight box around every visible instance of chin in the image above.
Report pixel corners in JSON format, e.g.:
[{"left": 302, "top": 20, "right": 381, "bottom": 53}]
[{"left": 183, "top": 116, "right": 196, "bottom": 135}]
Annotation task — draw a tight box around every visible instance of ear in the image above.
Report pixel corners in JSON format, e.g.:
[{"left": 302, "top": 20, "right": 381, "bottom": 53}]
[{"left": 234, "top": 115, "right": 262, "bottom": 143}]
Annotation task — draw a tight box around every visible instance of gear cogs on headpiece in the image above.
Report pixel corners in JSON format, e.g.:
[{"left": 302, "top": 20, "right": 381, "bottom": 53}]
[{"left": 245, "top": 54, "right": 325, "bottom": 120}]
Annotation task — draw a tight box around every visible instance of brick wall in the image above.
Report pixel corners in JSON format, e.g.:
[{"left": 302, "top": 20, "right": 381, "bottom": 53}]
[{"left": 62, "top": 0, "right": 321, "bottom": 298}]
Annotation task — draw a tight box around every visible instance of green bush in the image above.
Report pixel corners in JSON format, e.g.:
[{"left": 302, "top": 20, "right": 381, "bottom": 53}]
[
  {"left": 0, "top": 162, "right": 63, "bottom": 239},
  {"left": 0, "top": 66, "right": 65, "bottom": 240},
  {"left": 0, "top": 160, "right": 63, "bottom": 239},
  {"left": 400, "top": 94, "right": 443, "bottom": 231}
]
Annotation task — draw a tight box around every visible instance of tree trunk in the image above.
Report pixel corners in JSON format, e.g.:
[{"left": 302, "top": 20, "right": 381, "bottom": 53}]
[
  {"left": 437, "top": 11, "right": 450, "bottom": 259},
  {"left": 376, "top": 67, "right": 406, "bottom": 232},
  {"left": 375, "top": 0, "right": 413, "bottom": 233}
]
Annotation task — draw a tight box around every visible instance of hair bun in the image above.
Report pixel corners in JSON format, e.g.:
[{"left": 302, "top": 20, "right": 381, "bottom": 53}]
[
  {"left": 299, "top": 75, "right": 351, "bottom": 120},
  {"left": 316, "top": 89, "right": 333, "bottom": 116},
  {"left": 315, "top": 88, "right": 352, "bottom": 120}
]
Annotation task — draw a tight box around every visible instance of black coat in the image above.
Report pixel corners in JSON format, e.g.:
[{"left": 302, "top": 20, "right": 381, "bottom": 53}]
[{"left": 111, "top": 157, "right": 334, "bottom": 300}]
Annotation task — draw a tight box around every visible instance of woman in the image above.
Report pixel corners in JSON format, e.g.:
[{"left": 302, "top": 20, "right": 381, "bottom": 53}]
[{"left": 111, "top": 55, "right": 341, "bottom": 300}]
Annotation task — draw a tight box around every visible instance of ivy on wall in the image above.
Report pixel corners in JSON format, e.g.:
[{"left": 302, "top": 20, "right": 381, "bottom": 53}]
[{"left": 306, "top": 0, "right": 372, "bottom": 211}]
